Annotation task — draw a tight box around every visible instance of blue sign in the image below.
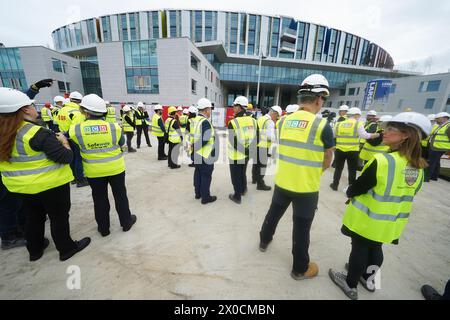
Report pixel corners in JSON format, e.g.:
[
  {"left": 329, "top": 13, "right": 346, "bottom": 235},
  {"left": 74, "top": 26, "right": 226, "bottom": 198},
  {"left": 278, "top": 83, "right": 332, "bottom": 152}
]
[{"left": 362, "top": 79, "right": 392, "bottom": 110}]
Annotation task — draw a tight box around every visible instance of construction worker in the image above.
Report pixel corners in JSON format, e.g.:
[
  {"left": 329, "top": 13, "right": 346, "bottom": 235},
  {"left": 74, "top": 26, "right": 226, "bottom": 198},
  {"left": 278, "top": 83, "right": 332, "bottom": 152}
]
[
  {"left": 0, "top": 87, "right": 91, "bottom": 261},
  {"left": 135, "top": 102, "right": 152, "bottom": 149},
  {"left": 337, "top": 105, "right": 349, "bottom": 122},
  {"left": 421, "top": 114, "right": 437, "bottom": 177},
  {"left": 258, "top": 74, "right": 335, "bottom": 281},
  {"left": 151, "top": 105, "right": 167, "bottom": 160},
  {"left": 41, "top": 103, "right": 53, "bottom": 130},
  {"left": 329, "top": 112, "right": 430, "bottom": 300},
  {"left": 179, "top": 108, "right": 189, "bottom": 134},
  {"left": 57, "top": 91, "right": 88, "bottom": 188},
  {"left": 358, "top": 110, "right": 379, "bottom": 164},
  {"left": 330, "top": 107, "right": 380, "bottom": 191},
  {"left": 105, "top": 101, "right": 117, "bottom": 123},
  {"left": 52, "top": 96, "right": 65, "bottom": 132},
  {"left": 427, "top": 112, "right": 450, "bottom": 181},
  {"left": 186, "top": 106, "right": 199, "bottom": 168},
  {"left": 69, "top": 94, "right": 137, "bottom": 237},
  {"left": 165, "top": 106, "right": 183, "bottom": 169},
  {"left": 192, "top": 98, "right": 218, "bottom": 204},
  {"left": 359, "top": 115, "right": 392, "bottom": 162},
  {"left": 122, "top": 105, "right": 136, "bottom": 153},
  {"left": 252, "top": 105, "right": 282, "bottom": 191},
  {"left": 228, "top": 96, "right": 257, "bottom": 204}
]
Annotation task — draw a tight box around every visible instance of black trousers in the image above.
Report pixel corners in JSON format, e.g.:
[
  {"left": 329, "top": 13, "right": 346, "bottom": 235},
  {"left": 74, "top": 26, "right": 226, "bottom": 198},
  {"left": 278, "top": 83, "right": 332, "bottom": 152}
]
[
  {"left": 194, "top": 163, "right": 214, "bottom": 201},
  {"left": 136, "top": 125, "right": 151, "bottom": 147},
  {"left": 157, "top": 136, "right": 166, "bottom": 159},
  {"left": 252, "top": 147, "right": 269, "bottom": 185},
  {"left": 87, "top": 172, "right": 133, "bottom": 233},
  {"left": 21, "top": 183, "right": 76, "bottom": 255},
  {"left": 260, "top": 186, "right": 317, "bottom": 274},
  {"left": 333, "top": 150, "right": 360, "bottom": 187},
  {"left": 125, "top": 132, "right": 134, "bottom": 150},
  {"left": 168, "top": 142, "right": 181, "bottom": 167},
  {"left": 229, "top": 158, "right": 249, "bottom": 200},
  {"left": 428, "top": 150, "right": 445, "bottom": 180},
  {"left": 346, "top": 236, "right": 384, "bottom": 289}
]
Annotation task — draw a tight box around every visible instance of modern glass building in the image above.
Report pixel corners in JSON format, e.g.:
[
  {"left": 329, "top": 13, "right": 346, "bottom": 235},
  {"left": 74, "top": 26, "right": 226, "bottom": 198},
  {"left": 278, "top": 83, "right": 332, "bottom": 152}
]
[
  {"left": 52, "top": 9, "right": 412, "bottom": 108},
  {"left": 0, "top": 47, "right": 28, "bottom": 91}
]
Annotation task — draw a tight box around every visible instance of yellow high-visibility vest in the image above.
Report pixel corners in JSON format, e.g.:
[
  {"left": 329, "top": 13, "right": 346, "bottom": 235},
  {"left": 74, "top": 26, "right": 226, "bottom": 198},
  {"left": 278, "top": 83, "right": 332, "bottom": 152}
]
[
  {"left": 41, "top": 108, "right": 52, "bottom": 122},
  {"left": 151, "top": 114, "right": 164, "bottom": 137},
  {"left": 122, "top": 113, "right": 135, "bottom": 133},
  {"left": 257, "top": 115, "right": 272, "bottom": 149},
  {"left": 335, "top": 118, "right": 363, "bottom": 152},
  {"left": 57, "top": 102, "right": 80, "bottom": 132},
  {"left": 359, "top": 124, "right": 389, "bottom": 161},
  {"left": 105, "top": 106, "right": 117, "bottom": 123},
  {"left": 227, "top": 116, "right": 257, "bottom": 160},
  {"left": 430, "top": 122, "right": 450, "bottom": 152},
  {"left": 275, "top": 110, "right": 327, "bottom": 193},
  {"left": 193, "top": 117, "right": 215, "bottom": 159},
  {"left": 165, "top": 117, "right": 182, "bottom": 144},
  {"left": 343, "top": 152, "right": 423, "bottom": 243},
  {"left": 69, "top": 120, "right": 125, "bottom": 179},
  {"left": 0, "top": 122, "right": 73, "bottom": 194}
]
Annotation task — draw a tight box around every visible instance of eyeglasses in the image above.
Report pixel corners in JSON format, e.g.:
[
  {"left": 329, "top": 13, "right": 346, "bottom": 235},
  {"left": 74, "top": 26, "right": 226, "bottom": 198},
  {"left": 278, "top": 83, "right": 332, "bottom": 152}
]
[
  {"left": 384, "top": 126, "right": 403, "bottom": 133},
  {"left": 320, "top": 96, "right": 328, "bottom": 102}
]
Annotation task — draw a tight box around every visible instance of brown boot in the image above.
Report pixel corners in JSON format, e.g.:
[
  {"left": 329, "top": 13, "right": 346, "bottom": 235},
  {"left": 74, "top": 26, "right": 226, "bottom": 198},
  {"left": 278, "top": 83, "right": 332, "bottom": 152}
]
[{"left": 291, "top": 262, "right": 319, "bottom": 280}]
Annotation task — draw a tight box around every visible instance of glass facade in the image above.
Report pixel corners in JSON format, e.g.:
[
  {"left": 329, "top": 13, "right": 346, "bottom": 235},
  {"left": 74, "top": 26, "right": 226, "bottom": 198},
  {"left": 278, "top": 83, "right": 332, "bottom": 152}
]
[
  {"left": 81, "top": 57, "right": 103, "bottom": 96},
  {"left": 247, "top": 15, "right": 261, "bottom": 56},
  {"left": 52, "top": 58, "right": 67, "bottom": 73},
  {"left": 204, "top": 11, "right": 217, "bottom": 42},
  {"left": 269, "top": 17, "right": 280, "bottom": 57},
  {"left": 123, "top": 40, "right": 159, "bottom": 94},
  {"left": 129, "top": 13, "right": 140, "bottom": 41},
  {"left": 0, "top": 48, "right": 27, "bottom": 90},
  {"left": 427, "top": 80, "right": 441, "bottom": 92},
  {"left": 169, "top": 11, "right": 181, "bottom": 37},
  {"left": 101, "top": 16, "right": 111, "bottom": 42},
  {"left": 119, "top": 14, "right": 128, "bottom": 41},
  {"left": 295, "top": 22, "right": 309, "bottom": 60},
  {"left": 227, "top": 13, "right": 239, "bottom": 54},
  {"left": 86, "top": 19, "right": 97, "bottom": 43},
  {"left": 148, "top": 11, "right": 160, "bottom": 39}
]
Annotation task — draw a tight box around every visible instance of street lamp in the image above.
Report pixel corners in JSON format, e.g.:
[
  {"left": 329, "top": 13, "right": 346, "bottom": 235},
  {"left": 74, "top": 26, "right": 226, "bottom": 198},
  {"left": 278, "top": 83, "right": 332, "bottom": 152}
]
[{"left": 256, "top": 53, "right": 267, "bottom": 107}]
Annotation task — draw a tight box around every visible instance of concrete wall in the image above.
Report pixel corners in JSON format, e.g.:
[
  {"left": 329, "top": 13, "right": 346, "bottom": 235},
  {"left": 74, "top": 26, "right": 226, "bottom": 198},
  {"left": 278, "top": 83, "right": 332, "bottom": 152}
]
[{"left": 19, "top": 46, "right": 83, "bottom": 104}]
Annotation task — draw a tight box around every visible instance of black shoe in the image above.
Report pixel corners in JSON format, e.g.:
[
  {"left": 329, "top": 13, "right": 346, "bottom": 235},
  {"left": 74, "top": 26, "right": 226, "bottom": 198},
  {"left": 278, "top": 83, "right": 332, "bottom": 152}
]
[
  {"left": 229, "top": 194, "right": 241, "bottom": 204},
  {"left": 329, "top": 183, "right": 338, "bottom": 191},
  {"left": 195, "top": 195, "right": 201, "bottom": 200},
  {"left": 252, "top": 180, "right": 257, "bottom": 185},
  {"left": 128, "top": 148, "right": 137, "bottom": 153},
  {"left": 202, "top": 196, "right": 217, "bottom": 205},
  {"left": 257, "top": 184, "right": 272, "bottom": 191},
  {"left": 30, "top": 238, "right": 50, "bottom": 262},
  {"left": 123, "top": 215, "right": 137, "bottom": 232},
  {"left": 421, "top": 285, "right": 442, "bottom": 300},
  {"left": 158, "top": 157, "right": 168, "bottom": 161},
  {"left": 170, "top": 165, "right": 181, "bottom": 169},
  {"left": 148, "top": 144, "right": 152, "bottom": 148},
  {"left": 98, "top": 228, "right": 110, "bottom": 237},
  {"left": 242, "top": 188, "right": 248, "bottom": 196},
  {"left": 189, "top": 163, "right": 195, "bottom": 168},
  {"left": 344, "top": 263, "right": 376, "bottom": 292},
  {"left": 76, "top": 179, "right": 89, "bottom": 188},
  {"left": 431, "top": 177, "right": 438, "bottom": 181},
  {"left": 137, "top": 146, "right": 141, "bottom": 149},
  {"left": 70, "top": 180, "right": 77, "bottom": 185},
  {"left": 259, "top": 241, "right": 271, "bottom": 252},
  {"left": 59, "top": 238, "right": 91, "bottom": 262}
]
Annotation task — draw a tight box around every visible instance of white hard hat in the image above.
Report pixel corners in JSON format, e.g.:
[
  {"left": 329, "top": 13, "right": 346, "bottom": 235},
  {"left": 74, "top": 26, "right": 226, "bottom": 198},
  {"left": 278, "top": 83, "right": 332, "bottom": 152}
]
[
  {"left": 80, "top": 94, "right": 107, "bottom": 113},
  {"left": 348, "top": 107, "right": 362, "bottom": 115},
  {"left": 367, "top": 110, "right": 377, "bottom": 116},
  {"left": 183, "top": 108, "right": 189, "bottom": 115},
  {"left": 137, "top": 101, "right": 145, "bottom": 108},
  {"left": 123, "top": 105, "right": 131, "bottom": 112},
  {"left": 339, "top": 105, "right": 350, "bottom": 112},
  {"left": 233, "top": 96, "right": 249, "bottom": 108},
  {"left": 298, "top": 74, "right": 330, "bottom": 97},
  {"left": 177, "top": 106, "right": 183, "bottom": 111},
  {"left": 435, "top": 112, "right": 450, "bottom": 119},
  {"left": 69, "top": 91, "right": 83, "bottom": 101},
  {"left": 0, "top": 87, "right": 35, "bottom": 113},
  {"left": 286, "top": 104, "right": 300, "bottom": 114},
  {"left": 386, "top": 112, "right": 432, "bottom": 139},
  {"left": 153, "top": 104, "right": 163, "bottom": 111},
  {"left": 188, "top": 106, "right": 198, "bottom": 114},
  {"left": 63, "top": 98, "right": 70, "bottom": 105},
  {"left": 197, "top": 98, "right": 212, "bottom": 110},
  {"left": 270, "top": 105, "right": 282, "bottom": 117},
  {"left": 378, "top": 115, "right": 393, "bottom": 123},
  {"left": 427, "top": 114, "right": 435, "bottom": 121},
  {"left": 53, "top": 95, "right": 65, "bottom": 104}
]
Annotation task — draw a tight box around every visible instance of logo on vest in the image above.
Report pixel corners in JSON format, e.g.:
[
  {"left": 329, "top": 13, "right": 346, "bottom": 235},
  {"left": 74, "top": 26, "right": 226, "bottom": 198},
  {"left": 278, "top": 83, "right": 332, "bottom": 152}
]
[
  {"left": 285, "top": 120, "right": 309, "bottom": 129},
  {"left": 84, "top": 125, "right": 109, "bottom": 134},
  {"left": 341, "top": 123, "right": 353, "bottom": 128},
  {"left": 404, "top": 167, "right": 419, "bottom": 186}
]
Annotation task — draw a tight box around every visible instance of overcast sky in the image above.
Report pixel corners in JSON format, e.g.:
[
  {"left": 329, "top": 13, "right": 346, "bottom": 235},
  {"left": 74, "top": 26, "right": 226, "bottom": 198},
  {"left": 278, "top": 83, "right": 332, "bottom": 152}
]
[{"left": 1, "top": 0, "right": 449, "bottom": 74}]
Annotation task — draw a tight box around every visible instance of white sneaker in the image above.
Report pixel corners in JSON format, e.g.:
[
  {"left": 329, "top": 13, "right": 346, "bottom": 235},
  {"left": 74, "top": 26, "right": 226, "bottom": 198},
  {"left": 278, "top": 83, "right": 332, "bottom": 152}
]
[{"left": 329, "top": 268, "right": 358, "bottom": 300}]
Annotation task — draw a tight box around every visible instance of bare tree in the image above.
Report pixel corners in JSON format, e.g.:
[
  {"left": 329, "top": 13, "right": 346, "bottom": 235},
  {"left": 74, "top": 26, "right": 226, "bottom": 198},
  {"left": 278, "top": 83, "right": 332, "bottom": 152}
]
[{"left": 423, "top": 56, "right": 433, "bottom": 74}]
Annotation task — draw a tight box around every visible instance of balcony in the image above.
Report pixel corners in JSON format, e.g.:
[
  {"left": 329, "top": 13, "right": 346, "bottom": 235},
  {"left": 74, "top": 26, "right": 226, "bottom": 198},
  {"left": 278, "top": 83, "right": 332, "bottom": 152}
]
[
  {"left": 280, "top": 41, "right": 296, "bottom": 53},
  {"left": 281, "top": 28, "right": 297, "bottom": 41}
]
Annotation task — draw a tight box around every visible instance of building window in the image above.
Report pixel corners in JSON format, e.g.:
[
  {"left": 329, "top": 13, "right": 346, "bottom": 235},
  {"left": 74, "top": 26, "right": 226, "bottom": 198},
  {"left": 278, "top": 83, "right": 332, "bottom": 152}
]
[
  {"left": 346, "top": 101, "right": 352, "bottom": 106},
  {"left": 354, "top": 101, "right": 359, "bottom": 107},
  {"left": 205, "top": 11, "right": 216, "bottom": 42},
  {"left": 239, "top": 13, "right": 246, "bottom": 55},
  {"left": 356, "top": 87, "right": 360, "bottom": 95},
  {"left": 205, "top": 86, "right": 208, "bottom": 98},
  {"left": 339, "top": 89, "right": 346, "bottom": 96},
  {"left": 314, "top": 26, "right": 326, "bottom": 61},
  {"left": 0, "top": 48, "right": 27, "bottom": 90},
  {"left": 169, "top": 11, "right": 180, "bottom": 37},
  {"left": 123, "top": 40, "right": 159, "bottom": 94},
  {"left": 228, "top": 12, "right": 239, "bottom": 54},
  {"left": 119, "top": 14, "right": 128, "bottom": 41},
  {"left": 191, "top": 54, "right": 199, "bottom": 71},
  {"left": 427, "top": 80, "right": 441, "bottom": 92},
  {"left": 149, "top": 11, "right": 159, "bottom": 39},
  {"left": 52, "top": 59, "right": 67, "bottom": 73},
  {"left": 191, "top": 79, "right": 197, "bottom": 94},
  {"left": 348, "top": 88, "right": 356, "bottom": 96},
  {"left": 129, "top": 13, "right": 140, "bottom": 40},
  {"left": 87, "top": 19, "right": 97, "bottom": 43},
  {"left": 425, "top": 98, "right": 435, "bottom": 109},
  {"left": 418, "top": 81, "right": 425, "bottom": 92},
  {"left": 101, "top": 16, "right": 111, "bottom": 42},
  {"left": 57, "top": 81, "right": 70, "bottom": 93}
]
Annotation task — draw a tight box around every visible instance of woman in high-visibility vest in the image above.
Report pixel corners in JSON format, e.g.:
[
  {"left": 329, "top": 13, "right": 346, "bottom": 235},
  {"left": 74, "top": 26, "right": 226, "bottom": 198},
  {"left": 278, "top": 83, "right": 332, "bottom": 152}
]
[
  {"left": 122, "top": 105, "right": 136, "bottom": 153},
  {"left": 0, "top": 87, "right": 91, "bottom": 262},
  {"left": 329, "top": 112, "right": 431, "bottom": 300}
]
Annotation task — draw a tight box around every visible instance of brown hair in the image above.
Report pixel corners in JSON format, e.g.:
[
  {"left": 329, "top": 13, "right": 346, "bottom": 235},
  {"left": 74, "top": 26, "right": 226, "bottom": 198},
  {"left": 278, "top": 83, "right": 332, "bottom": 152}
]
[
  {"left": 0, "top": 111, "right": 24, "bottom": 161},
  {"left": 396, "top": 124, "right": 428, "bottom": 169}
]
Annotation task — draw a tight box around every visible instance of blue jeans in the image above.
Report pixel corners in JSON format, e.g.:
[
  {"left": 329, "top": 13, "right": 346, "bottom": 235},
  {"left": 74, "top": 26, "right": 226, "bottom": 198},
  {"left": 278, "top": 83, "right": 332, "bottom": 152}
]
[
  {"left": 69, "top": 140, "right": 84, "bottom": 181},
  {"left": 0, "top": 178, "right": 23, "bottom": 238},
  {"left": 194, "top": 163, "right": 214, "bottom": 201}
]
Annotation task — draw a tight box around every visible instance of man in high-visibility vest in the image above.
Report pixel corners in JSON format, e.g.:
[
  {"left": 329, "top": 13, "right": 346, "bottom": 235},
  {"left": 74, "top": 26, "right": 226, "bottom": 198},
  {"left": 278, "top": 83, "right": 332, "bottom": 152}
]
[
  {"left": 135, "top": 102, "right": 152, "bottom": 149},
  {"left": 151, "top": 105, "right": 167, "bottom": 160},
  {"left": 165, "top": 106, "right": 183, "bottom": 169},
  {"left": 330, "top": 107, "right": 380, "bottom": 191},
  {"left": 41, "top": 103, "right": 53, "bottom": 130},
  {"left": 186, "top": 106, "right": 199, "bottom": 168},
  {"left": 427, "top": 112, "right": 450, "bottom": 181},
  {"left": 259, "top": 74, "right": 335, "bottom": 280},
  {"left": 52, "top": 95, "right": 65, "bottom": 133},
  {"left": 179, "top": 109, "right": 189, "bottom": 134},
  {"left": 359, "top": 115, "right": 392, "bottom": 163},
  {"left": 358, "top": 110, "right": 380, "bottom": 164},
  {"left": 337, "top": 105, "right": 349, "bottom": 122},
  {"left": 192, "top": 98, "right": 218, "bottom": 205},
  {"left": 105, "top": 101, "right": 117, "bottom": 123},
  {"left": 122, "top": 105, "right": 137, "bottom": 153},
  {"left": 252, "top": 105, "right": 282, "bottom": 191},
  {"left": 228, "top": 96, "right": 257, "bottom": 204}
]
